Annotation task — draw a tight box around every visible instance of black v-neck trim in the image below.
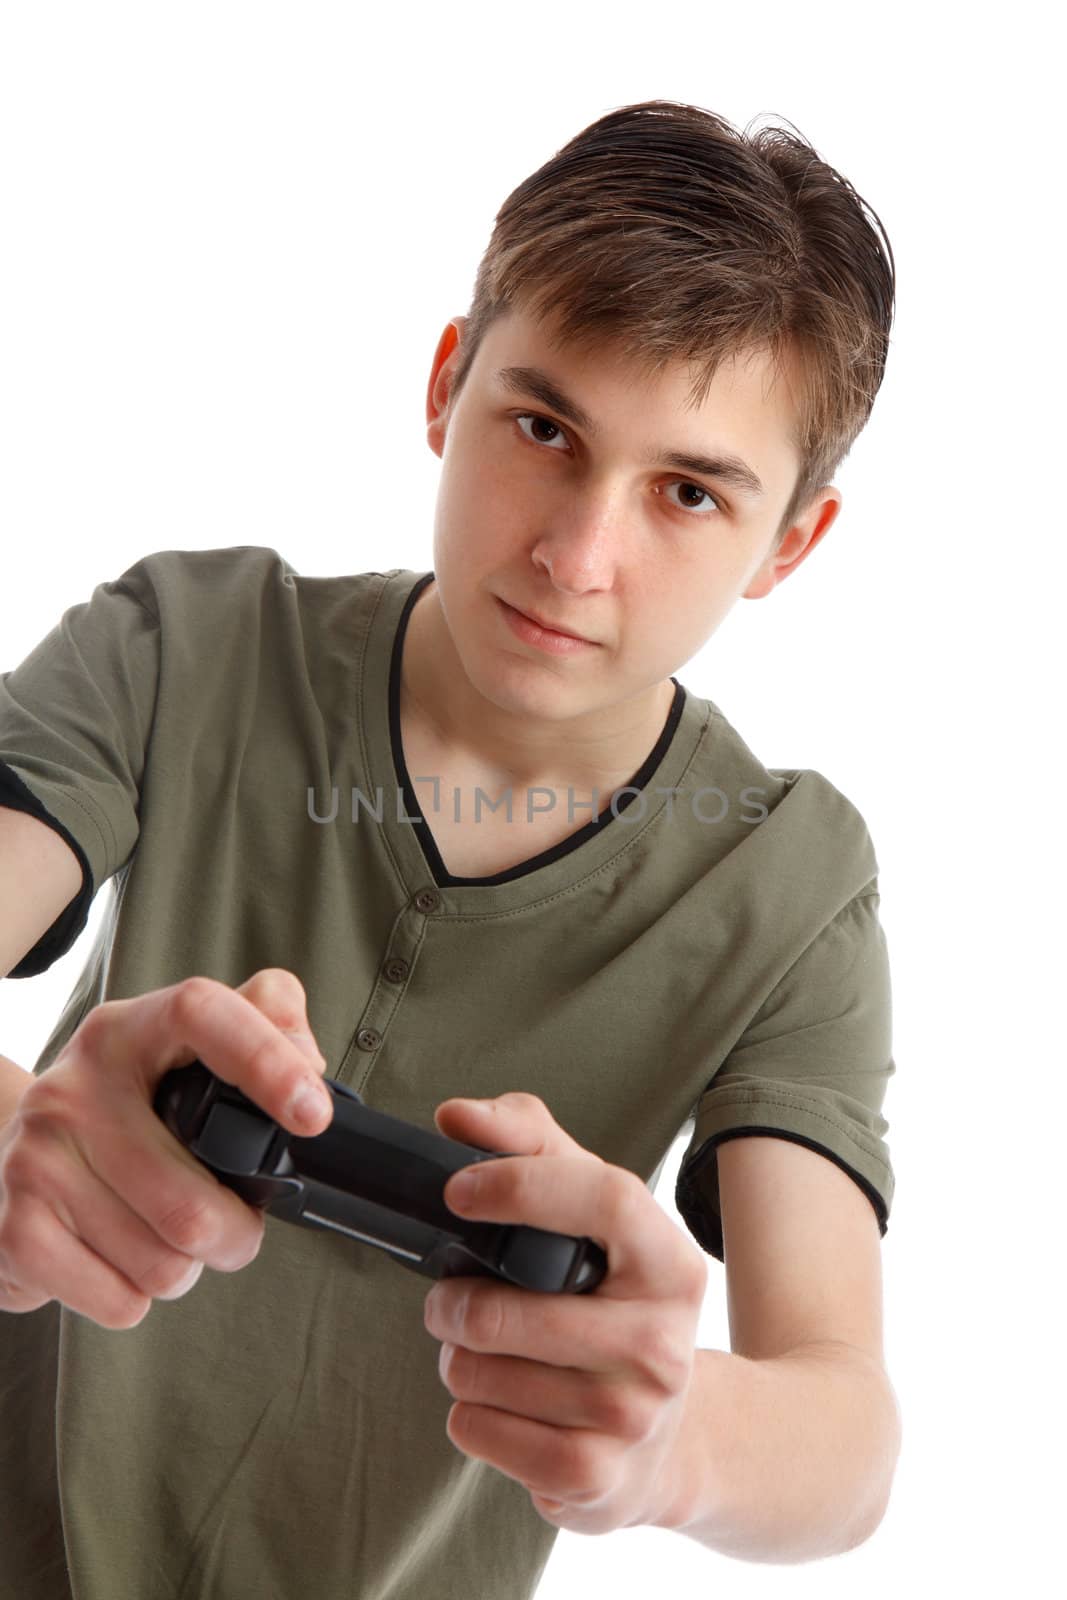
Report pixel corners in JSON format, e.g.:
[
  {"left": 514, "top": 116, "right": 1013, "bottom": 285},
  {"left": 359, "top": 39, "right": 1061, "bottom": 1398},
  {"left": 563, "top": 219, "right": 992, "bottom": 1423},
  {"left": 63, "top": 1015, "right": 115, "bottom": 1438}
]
[{"left": 387, "top": 572, "right": 687, "bottom": 887}]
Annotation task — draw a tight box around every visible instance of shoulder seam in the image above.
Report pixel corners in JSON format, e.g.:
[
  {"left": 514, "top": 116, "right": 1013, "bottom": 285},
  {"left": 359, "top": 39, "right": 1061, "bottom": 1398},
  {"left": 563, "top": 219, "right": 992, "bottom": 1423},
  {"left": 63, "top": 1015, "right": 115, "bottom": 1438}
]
[{"left": 110, "top": 578, "right": 160, "bottom": 625}]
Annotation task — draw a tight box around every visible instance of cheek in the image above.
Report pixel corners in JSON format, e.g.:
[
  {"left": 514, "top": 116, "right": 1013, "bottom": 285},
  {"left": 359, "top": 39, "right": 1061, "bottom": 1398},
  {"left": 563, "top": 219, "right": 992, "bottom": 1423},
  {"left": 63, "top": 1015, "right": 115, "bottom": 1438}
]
[
  {"left": 639, "top": 582, "right": 722, "bottom": 662},
  {"left": 436, "top": 455, "right": 515, "bottom": 548}
]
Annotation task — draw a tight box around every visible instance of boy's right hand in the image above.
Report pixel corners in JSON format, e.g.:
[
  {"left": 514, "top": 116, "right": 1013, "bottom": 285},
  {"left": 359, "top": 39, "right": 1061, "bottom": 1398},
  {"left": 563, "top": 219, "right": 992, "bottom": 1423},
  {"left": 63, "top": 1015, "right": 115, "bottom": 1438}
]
[{"left": 0, "top": 969, "right": 332, "bottom": 1328}]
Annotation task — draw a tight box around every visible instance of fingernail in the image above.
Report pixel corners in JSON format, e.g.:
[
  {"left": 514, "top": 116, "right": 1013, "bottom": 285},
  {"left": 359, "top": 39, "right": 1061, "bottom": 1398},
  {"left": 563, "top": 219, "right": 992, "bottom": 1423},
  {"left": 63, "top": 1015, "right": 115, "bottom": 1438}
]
[
  {"left": 158, "top": 1260, "right": 204, "bottom": 1300},
  {"left": 447, "top": 1169, "right": 478, "bottom": 1209},
  {"left": 289, "top": 1082, "right": 331, "bottom": 1129}
]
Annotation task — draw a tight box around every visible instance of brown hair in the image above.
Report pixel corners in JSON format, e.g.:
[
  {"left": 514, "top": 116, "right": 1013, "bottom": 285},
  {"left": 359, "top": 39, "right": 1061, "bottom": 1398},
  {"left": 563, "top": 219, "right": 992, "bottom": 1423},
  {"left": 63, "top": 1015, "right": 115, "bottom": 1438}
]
[{"left": 446, "top": 99, "right": 896, "bottom": 551}]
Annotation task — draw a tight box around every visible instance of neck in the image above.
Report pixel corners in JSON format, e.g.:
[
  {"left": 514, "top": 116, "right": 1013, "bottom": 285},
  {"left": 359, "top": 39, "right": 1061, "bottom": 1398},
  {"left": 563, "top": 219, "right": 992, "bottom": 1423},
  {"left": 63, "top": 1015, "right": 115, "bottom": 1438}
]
[{"left": 400, "top": 580, "right": 675, "bottom": 793}]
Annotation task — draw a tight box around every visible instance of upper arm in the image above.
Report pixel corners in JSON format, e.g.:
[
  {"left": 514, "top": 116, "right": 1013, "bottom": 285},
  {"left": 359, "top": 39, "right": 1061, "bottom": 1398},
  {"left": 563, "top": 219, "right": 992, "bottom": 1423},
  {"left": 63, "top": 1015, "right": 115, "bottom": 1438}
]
[
  {"left": 0, "top": 806, "right": 84, "bottom": 978},
  {"left": 717, "top": 1133, "right": 887, "bottom": 1376}
]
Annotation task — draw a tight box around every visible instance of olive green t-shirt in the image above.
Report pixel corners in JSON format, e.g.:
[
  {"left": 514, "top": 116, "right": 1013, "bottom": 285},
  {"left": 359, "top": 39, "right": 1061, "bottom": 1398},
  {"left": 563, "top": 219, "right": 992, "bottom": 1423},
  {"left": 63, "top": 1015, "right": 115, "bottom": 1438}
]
[{"left": 0, "top": 548, "right": 896, "bottom": 1599}]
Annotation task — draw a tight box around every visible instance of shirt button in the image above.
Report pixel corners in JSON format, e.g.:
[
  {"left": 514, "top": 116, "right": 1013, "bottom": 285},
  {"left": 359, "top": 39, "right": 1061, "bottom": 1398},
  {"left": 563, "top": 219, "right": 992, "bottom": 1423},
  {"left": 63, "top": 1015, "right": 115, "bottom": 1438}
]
[
  {"left": 383, "top": 958, "right": 409, "bottom": 983},
  {"left": 356, "top": 1027, "right": 382, "bottom": 1051},
  {"left": 414, "top": 889, "right": 440, "bottom": 913}
]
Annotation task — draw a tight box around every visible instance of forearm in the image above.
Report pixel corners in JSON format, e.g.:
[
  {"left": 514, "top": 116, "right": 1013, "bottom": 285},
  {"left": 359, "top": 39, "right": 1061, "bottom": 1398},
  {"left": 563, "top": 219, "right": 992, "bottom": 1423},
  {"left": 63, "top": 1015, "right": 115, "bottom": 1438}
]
[{"left": 652, "top": 1342, "right": 902, "bottom": 1564}]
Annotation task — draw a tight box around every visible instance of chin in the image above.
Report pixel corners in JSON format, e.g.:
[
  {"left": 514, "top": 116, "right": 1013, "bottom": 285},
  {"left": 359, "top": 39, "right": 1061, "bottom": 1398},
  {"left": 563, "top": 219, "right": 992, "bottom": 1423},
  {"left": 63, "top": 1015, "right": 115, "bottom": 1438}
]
[{"left": 468, "top": 653, "right": 588, "bottom": 719}]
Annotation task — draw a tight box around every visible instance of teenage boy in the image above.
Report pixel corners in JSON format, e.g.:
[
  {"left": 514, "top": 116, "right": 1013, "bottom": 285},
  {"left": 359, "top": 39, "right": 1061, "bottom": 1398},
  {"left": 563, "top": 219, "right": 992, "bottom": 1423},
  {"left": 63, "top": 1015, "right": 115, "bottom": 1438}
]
[{"left": 0, "top": 99, "right": 900, "bottom": 1597}]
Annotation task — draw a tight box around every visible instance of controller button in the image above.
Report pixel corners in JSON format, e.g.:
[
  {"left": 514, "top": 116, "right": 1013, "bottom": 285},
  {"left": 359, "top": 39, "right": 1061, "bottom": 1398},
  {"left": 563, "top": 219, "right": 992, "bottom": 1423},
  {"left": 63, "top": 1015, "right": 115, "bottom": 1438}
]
[
  {"left": 356, "top": 1027, "right": 383, "bottom": 1052},
  {"left": 413, "top": 889, "right": 441, "bottom": 913},
  {"left": 383, "top": 958, "right": 409, "bottom": 983}
]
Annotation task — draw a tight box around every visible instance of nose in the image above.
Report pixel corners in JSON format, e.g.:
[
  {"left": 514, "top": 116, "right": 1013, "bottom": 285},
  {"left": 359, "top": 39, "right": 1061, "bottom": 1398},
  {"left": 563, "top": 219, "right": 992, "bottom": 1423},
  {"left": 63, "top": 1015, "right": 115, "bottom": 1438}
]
[{"left": 529, "top": 487, "right": 627, "bottom": 594}]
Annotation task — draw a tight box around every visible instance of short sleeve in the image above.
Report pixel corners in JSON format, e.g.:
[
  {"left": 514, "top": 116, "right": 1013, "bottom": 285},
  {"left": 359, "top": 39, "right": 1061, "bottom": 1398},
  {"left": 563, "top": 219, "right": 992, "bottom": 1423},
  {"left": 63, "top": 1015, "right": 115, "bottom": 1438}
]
[
  {"left": 675, "top": 884, "right": 896, "bottom": 1264},
  {"left": 0, "top": 568, "right": 161, "bottom": 976}
]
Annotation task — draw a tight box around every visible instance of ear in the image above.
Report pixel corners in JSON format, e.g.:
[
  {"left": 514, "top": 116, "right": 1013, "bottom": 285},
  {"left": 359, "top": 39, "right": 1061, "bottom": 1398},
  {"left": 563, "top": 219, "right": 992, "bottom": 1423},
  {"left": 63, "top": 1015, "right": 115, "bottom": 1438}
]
[
  {"left": 426, "top": 316, "right": 468, "bottom": 456},
  {"left": 742, "top": 487, "right": 843, "bottom": 600}
]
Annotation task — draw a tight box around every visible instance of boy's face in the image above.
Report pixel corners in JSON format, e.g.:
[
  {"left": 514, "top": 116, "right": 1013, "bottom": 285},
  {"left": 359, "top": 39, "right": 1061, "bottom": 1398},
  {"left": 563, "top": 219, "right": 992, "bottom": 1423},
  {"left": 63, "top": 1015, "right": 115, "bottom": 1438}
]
[{"left": 423, "top": 303, "right": 840, "bottom": 730}]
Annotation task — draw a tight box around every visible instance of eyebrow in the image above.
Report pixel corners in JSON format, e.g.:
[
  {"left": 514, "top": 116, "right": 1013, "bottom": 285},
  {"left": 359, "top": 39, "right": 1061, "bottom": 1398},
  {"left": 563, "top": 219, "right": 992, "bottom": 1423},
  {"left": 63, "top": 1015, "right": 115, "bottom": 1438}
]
[{"left": 494, "top": 364, "right": 766, "bottom": 501}]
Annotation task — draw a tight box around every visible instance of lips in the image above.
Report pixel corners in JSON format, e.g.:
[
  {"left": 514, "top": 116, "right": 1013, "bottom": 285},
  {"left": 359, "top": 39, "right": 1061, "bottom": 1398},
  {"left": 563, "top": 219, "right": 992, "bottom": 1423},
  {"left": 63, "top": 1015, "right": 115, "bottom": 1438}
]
[{"left": 504, "top": 600, "right": 595, "bottom": 644}]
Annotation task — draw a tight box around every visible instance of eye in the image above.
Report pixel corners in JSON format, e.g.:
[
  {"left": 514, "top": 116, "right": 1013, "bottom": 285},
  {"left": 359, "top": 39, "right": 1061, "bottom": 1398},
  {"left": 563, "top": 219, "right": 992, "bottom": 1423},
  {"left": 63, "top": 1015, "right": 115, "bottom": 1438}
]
[
  {"left": 514, "top": 412, "right": 569, "bottom": 451},
  {"left": 512, "top": 412, "right": 725, "bottom": 517}
]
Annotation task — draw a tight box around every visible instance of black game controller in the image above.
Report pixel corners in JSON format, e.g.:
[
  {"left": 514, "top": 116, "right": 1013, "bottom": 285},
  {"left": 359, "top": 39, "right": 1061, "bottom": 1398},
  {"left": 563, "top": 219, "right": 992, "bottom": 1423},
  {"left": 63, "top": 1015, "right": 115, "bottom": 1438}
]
[{"left": 153, "top": 1061, "right": 607, "bottom": 1294}]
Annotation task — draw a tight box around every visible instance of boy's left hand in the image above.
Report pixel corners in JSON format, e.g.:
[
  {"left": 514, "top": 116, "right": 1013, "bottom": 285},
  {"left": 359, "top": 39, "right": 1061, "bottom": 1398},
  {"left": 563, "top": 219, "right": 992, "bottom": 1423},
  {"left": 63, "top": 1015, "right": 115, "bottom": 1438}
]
[{"left": 424, "top": 1093, "right": 708, "bottom": 1534}]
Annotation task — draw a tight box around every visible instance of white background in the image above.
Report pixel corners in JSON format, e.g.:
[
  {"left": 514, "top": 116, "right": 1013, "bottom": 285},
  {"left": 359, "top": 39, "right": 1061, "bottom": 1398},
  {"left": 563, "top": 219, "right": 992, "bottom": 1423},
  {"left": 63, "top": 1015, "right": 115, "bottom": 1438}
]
[{"left": 1, "top": 2, "right": 1063, "bottom": 1592}]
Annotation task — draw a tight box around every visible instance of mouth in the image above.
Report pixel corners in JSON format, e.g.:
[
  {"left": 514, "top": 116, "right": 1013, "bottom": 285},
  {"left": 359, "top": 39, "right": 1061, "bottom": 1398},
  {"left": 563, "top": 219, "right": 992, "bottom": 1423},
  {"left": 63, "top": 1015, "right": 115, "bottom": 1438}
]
[{"left": 499, "top": 598, "right": 597, "bottom": 645}]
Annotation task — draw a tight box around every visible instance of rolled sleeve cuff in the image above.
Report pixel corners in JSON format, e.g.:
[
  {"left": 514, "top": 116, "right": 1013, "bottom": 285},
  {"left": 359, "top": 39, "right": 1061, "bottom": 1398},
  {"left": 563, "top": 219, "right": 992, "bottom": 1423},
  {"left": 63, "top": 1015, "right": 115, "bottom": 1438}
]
[{"left": 675, "top": 1088, "right": 893, "bottom": 1264}]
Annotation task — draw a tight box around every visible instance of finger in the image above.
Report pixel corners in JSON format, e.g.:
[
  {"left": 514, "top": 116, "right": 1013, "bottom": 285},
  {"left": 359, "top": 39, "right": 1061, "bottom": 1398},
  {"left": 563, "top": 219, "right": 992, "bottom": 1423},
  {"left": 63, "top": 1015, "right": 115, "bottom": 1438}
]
[
  {"left": 426, "top": 1277, "right": 688, "bottom": 1393},
  {"left": 443, "top": 1398, "right": 612, "bottom": 1511},
  {"left": 437, "top": 1338, "right": 661, "bottom": 1437},
  {"left": 434, "top": 1092, "right": 588, "bottom": 1161},
  {"left": 0, "top": 1164, "right": 216, "bottom": 1331},
  {"left": 31, "top": 974, "right": 332, "bottom": 1272},
  {"left": 89, "top": 971, "right": 333, "bottom": 1134},
  {"left": 233, "top": 968, "right": 328, "bottom": 1075},
  {"left": 8, "top": 1089, "right": 263, "bottom": 1302},
  {"left": 440, "top": 1152, "right": 698, "bottom": 1300},
  {"left": 0, "top": 1186, "right": 155, "bottom": 1328}
]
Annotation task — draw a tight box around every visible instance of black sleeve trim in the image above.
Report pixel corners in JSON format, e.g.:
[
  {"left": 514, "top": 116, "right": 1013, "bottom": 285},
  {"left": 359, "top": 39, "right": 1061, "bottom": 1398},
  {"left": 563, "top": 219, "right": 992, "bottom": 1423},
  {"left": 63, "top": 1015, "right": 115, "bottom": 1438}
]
[
  {"left": 0, "top": 760, "right": 96, "bottom": 978},
  {"left": 674, "top": 1125, "right": 890, "bottom": 1265}
]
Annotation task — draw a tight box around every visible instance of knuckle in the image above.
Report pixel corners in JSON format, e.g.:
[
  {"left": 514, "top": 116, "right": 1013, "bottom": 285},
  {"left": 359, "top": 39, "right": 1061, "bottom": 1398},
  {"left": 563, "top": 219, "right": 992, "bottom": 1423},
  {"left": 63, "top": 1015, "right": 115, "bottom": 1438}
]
[
  {"left": 258, "top": 967, "right": 305, "bottom": 998},
  {"left": 602, "top": 1167, "right": 642, "bottom": 1232},
  {"left": 501, "top": 1091, "right": 542, "bottom": 1113},
  {"left": 684, "top": 1249, "right": 709, "bottom": 1302},
  {"left": 0, "top": 1276, "right": 48, "bottom": 1313},
  {"left": 15, "top": 1084, "right": 76, "bottom": 1156},
  {"left": 559, "top": 1430, "right": 604, "bottom": 1497},
  {"left": 16, "top": 1072, "right": 74, "bottom": 1133},
  {"left": 170, "top": 976, "right": 226, "bottom": 1032},
  {"left": 2, "top": 1141, "right": 42, "bottom": 1205},
  {"left": 73, "top": 1001, "right": 116, "bottom": 1049},
  {"left": 595, "top": 1382, "right": 656, "bottom": 1441},
  {"left": 640, "top": 1320, "right": 692, "bottom": 1395},
  {"left": 154, "top": 1191, "right": 220, "bottom": 1258},
  {"left": 502, "top": 1088, "right": 537, "bottom": 1113},
  {"left": 465, "top": 1293, "right": 504, "bottom": 1346},
  {"left": 4, "top": 1126, "right": 67, "bottom": 1206},
  {"left": 240, "top": 968, "right": 308, "bottom": 1025}
]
